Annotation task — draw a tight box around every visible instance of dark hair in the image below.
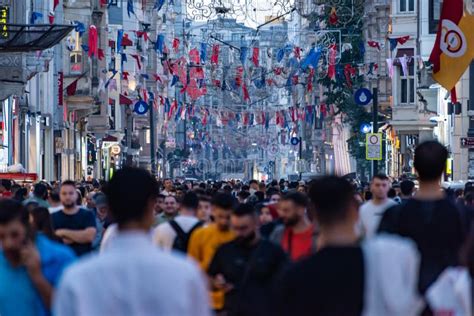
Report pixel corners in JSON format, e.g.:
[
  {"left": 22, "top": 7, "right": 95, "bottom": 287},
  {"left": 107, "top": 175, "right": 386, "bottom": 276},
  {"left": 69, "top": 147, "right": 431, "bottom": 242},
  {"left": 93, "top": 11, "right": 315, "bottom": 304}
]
[
  {"left": 30, "top": 207, "right": 57, "bottom": 241},
  {"left": 181, "top": 191, "right": 199, "bottom": 210},
  {"left": 198, "top": 194, "right": 211, "bottom": 203},
  {"left": 1, "top": 179, "right": 12, "bottom": 191},
  {"left": 414, "top": 141, "right": 448, "bottom": 181},
  {"left": 281, "top": 192, "right": 309, "bottom": 208},
  {"left": 233, "top": 203, "right": 256, "bottom": 217},
  {"left": 33, "top": 183, "right": 48, "bottom": 200},
  {"left": 237, "top": 191, "right": 250, "bottom": 200},
  {"left": 0, "top": 199, "right": 29, "bottom": 227},
  {"left": 388, "top": 188, "right": 397, "bottom": 199},
  {"left": 157, "top": 194, "right": 165, "bottom": 200},
  {"left": 249, "top": 180, "right": 258, "bottom": 186},
  {"left": 267, "top": 188, "right": 280, "bottom": 197},
  {"left": 49, "top": 190, "right": 60, "bottom": 203},
  {"left": 14, "top": 188, "right": 28, "bottom": 202},
  {"left": 455, "top": 189, "right": 464, "bottom": 198},
  {"left": 211, "top": 193, "right": 236, "bottom": 210},
  {"left": 364, "top": 191, "right": 372, "bottom": 201},
  {"left": 61, "top": 180, "right": 76, "bottom": 188},
  {"left": 242, "top": 185, "right": 250, "bottom": 191},
  {"left": 400, "top": 180, "right": 415, "bottom": 196},
  {"left": 373, "top": 174, "right": 389, "bottom": 181},
  {"left": 255, "top": 191, "right": 265, "bottom": 202},
  {"left": 308, "top": 176, "right": 356, "bottom": 225},
  {"left": 105, "top": 168, "right": 159, "bottom": 225}
]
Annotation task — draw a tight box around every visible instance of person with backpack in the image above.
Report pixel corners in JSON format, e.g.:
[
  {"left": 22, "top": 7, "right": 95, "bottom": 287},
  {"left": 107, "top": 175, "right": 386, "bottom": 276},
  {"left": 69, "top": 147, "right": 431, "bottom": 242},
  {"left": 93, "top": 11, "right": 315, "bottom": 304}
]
[{"left": 153, "top": 191, "right": 203, "bottom": 252}]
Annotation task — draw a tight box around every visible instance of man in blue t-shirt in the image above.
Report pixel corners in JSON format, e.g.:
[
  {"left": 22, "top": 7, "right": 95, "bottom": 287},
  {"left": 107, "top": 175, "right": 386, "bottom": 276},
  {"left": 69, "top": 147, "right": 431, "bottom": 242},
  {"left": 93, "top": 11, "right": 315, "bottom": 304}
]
[
  {"left": 52, "top": 181, "right": 97, "bottom": 256},
  {"left": 0, "top": 199, "right": 76, "bottom": 316}
]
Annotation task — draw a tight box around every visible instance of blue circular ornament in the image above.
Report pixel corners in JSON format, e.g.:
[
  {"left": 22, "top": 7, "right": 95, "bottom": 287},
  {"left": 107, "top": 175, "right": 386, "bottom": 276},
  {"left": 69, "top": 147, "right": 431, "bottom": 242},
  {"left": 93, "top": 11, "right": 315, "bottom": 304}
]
[
  {"left": 290, "top": 137, "right": 300, "bottom": 146},
  {"left": 134, "top": 100, "right": 149, "bottom": 115},
  {"left": 354, "top": 88, "right": 373, "bottom": 106}
]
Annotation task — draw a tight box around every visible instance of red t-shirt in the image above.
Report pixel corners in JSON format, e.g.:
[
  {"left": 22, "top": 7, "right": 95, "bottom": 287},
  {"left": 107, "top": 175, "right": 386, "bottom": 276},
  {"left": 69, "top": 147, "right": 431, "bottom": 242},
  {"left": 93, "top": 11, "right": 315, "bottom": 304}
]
[{"left": 281, "top": 225, "right": 315, "bottom": 261}]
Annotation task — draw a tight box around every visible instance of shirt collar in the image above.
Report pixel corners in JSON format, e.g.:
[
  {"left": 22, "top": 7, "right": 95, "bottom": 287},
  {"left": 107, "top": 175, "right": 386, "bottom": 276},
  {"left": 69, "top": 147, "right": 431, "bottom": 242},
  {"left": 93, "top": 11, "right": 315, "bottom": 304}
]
[{"left": 106, "top": 231, "right": 153, "bottom": 253}]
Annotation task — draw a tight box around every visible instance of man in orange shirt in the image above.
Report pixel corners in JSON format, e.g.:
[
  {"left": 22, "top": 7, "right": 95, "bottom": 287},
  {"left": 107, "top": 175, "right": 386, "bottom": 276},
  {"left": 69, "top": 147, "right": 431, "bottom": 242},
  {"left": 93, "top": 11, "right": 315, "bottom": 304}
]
[
  {"left": 270, "top": 192, "right": 316, "bottom": 261},
  {"left": 188, "top": 192, "right": 236, "bottom": 312}
]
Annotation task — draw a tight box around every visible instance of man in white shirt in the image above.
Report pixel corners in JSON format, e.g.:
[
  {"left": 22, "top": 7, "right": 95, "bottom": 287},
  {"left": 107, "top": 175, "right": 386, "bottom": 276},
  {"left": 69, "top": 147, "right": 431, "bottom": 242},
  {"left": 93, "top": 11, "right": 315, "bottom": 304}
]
[
  {"left": 153, "top": 191, "right": 203, "bottom": 252},
  {"left": 359, "top": 174, "right": 397, "bottom": 238},
  {"left": 54, "top": 168, "right": 210, "bottom": 316}
]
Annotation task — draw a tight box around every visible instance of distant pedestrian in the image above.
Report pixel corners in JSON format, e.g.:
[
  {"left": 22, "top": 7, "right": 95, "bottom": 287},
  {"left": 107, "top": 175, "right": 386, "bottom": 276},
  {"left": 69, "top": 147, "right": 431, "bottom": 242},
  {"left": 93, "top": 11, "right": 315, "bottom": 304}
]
[
  {"left": 400, "top": 180, "right": 416, "bottom": 205},
  {"left": 23, "top": 183, "right": 50, "bottom": 208},
  {"left": 359, "top": 174, "right": 397, "bottom": 238},
  {"left": 51, "top": 181, "right": 96, "bottom": 256},
  {"left": 155, "top": 195, "right": 179, "bottom": 225}
]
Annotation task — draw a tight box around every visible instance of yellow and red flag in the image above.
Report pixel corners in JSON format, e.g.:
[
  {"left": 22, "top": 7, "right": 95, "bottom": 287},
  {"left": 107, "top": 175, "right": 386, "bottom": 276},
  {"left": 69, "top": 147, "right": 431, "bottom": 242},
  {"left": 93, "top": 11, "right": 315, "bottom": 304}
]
[{"left": 429, "top": 0, "right": 474, "bottom": 91}]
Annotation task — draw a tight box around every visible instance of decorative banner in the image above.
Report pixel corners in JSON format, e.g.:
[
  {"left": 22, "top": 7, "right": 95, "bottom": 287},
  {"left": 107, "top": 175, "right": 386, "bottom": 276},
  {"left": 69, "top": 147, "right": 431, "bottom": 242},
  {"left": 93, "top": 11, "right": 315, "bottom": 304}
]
[
  {"left": 119, "top": 94, "right": 133, "bottom": 105},
  {"left": 200, "top": 42, "right": 207, "bottom": 62},
  {"left": 386, "top": 58, "right": 394, "bottom": 78},
  {"left": 367, "top": 41, "right": 381, "bottom": 51},
  {"left": 154, "top": 0, "right": 165, "bottom": 11},
  {"left": 58, "top": 71, "right": 64, "bottom": 106},
  {"left": 134, "top": 100, "right": 149, "bottom": 115},
  {"left": 240, "top": 46, "right": 248, "bottom": 65},
  {"left": 329, "top": 7, "right": 338, "bottom": 25},
  {"left": 88, "top": 25, "right": 98, "bottom": 58},
  {"left": 211, "top": 44, "right": 219, "bottom": 65},
  {"left": 252, "top": 47, "right": 259, "bottom": 67},
  {"left": 399, "top": 55, "right": 409, "bottom": 77},
  {"left": 155, "top": 34, "right": 165, "bottom": 54}
]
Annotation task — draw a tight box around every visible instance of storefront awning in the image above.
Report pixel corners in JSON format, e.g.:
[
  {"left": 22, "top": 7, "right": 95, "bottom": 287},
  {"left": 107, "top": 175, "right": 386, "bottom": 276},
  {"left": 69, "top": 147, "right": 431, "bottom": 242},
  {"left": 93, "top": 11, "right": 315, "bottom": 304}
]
[{"left": 0, "top": 24, "right": 74, "bottom": 52}]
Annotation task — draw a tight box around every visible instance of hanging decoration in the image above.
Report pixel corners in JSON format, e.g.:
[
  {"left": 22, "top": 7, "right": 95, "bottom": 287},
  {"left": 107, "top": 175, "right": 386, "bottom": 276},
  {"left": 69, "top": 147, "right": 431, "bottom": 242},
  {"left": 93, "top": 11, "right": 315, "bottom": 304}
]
[
  {"left": 252, "top": 47, "right": 259, "bottom": 67},
  {"left": 88, "top": 25, "right": 99, "bottom": 58},
  {"left": 127, "top": 0, "right": 135, "bottom": 18},
  {"left": 367, "top": 41, "right": 381, "bottom": 51},
  {"left": 329, "top": 7, "right": 338, "bottom": 25},
  {"left": 211, "top": 44, "right": 219, "bottom": 65}
]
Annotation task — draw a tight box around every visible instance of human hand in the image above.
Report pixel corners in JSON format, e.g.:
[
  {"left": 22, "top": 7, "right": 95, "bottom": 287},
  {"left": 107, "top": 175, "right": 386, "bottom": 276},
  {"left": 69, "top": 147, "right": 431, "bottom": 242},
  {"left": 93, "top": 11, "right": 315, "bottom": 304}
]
[
  {"left": 213, "top": 274, "right": 234, "bottom": 293},
  {"left": 20, "top": 242, "right": 42, "bottom": 277}
]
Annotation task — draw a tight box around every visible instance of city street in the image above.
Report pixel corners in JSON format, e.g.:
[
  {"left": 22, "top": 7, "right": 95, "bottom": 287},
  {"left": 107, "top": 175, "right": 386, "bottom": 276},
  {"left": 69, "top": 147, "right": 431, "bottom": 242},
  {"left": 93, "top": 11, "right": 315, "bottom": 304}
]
[{"left": 0, "top": 0, "right": 473, "bottom": 315}]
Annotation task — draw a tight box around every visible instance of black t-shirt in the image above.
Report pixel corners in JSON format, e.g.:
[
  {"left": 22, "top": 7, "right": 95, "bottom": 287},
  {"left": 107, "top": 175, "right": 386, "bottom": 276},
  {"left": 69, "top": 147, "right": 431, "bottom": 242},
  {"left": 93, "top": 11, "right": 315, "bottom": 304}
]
[
  {"left": 52, "top": 208, "right": 96, "bottom": 256},
  {"left": 208, "top": 239, "right": 287, "bottom": 316},
  {"left": 275, "top": 246, "right": 364, "bottom": 316},
  {"left": 378, "top": 198, "right": 465, "bottom": 294}
]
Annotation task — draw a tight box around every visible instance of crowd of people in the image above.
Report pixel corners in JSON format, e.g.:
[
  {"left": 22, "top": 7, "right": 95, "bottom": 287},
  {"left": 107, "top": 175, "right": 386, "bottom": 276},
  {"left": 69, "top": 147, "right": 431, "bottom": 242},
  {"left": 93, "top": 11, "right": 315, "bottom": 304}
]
[{"left": 0, "top": 140, "right": 473, "bottom": 315}]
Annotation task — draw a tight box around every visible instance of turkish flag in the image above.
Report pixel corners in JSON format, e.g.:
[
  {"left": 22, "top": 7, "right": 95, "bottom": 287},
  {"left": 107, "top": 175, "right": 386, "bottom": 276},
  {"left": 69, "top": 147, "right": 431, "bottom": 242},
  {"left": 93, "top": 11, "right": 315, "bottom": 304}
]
[
  {"left": 119, "top": 94, "right": 133, "bottom": 105},
  {"left": 367, "top": 41, "right": 381, "bottom": 51},
  {"left": 396, "top": 36, "right": 410, "bottom": 45}
]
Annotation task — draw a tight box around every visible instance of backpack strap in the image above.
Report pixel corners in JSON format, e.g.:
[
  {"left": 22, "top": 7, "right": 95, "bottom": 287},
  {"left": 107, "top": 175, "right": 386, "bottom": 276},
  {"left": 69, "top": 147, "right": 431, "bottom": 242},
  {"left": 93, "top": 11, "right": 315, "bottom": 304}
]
[
  {"left": 188, "top": 221, "right": 204, "bottom": 236},
  {"left": 169, "top": 220, "right": 186, "bottom": 242}
]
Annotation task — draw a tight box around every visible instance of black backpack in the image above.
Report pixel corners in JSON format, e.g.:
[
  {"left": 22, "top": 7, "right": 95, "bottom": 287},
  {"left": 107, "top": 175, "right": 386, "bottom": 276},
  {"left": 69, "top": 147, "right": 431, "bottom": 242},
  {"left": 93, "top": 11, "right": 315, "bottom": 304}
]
[{"left": 169, "top": 220, "right": 204, "bottom": 253}]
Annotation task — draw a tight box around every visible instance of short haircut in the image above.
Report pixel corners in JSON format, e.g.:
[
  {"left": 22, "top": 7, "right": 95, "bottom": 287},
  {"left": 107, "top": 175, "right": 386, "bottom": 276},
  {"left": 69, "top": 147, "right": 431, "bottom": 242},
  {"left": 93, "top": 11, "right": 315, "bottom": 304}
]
[
  {"left": 198, "top": 194, "right": 211, "bottom": 203},
  {"left": 414, "top": 141, "right": 448, "bottom": 181},
  {"left": 237, "top": 191, "right": 250, "bottom": 200},
  {"left": 0, "top": 199, "right": 29, "bottom": 227},
  {"left": 373, "top": 174, "right": 389, "bottom": 182},
  {"left": 400, "top": 180, "right": 415, "bottom": 196},
  {"left": 281, "top": 192, "right": 308, "bottom": 208},
  {"left": 267, "top": 188, "right": 280, "bottom": 197},
  {"left": 465, "top": 193, "right": 474, "bottom": 204},
  {"left": 233, "top": 203, "right": 256, "bottom": 217},
  {"left": 61, "top": 180, "right": 76, "bottom": 189},
  {"left": 308, "top": 176, "right": 356, "bottom": 225},
  {"left": 105, "top": 168, "right": 159, "bottom": 225},
  {"left": 211, "top": 193, "right": 236, "bottom": 210},
  {"left": 34, "top": 183, "right": 48, "bottom": 199},
  {"left": 164, "top": 195, "right": 177, "bottom": 202},
  {"left": 1, "top": 179, "right": 11, "bottom": 191},
  {"left": 388, "top": 188, "right": 397, "bottom": 199},
  {"left": 249, "top": 180, "right": 258, "bottom": 186},
  {"left": 181, "top": 191, "right": 199, "bottom": 210},
  {"left": 49, "top": 190, "right": 60, "bottom": 202},
  {"left": 157, "top": 194, "right": 165, "bottom": 200}
]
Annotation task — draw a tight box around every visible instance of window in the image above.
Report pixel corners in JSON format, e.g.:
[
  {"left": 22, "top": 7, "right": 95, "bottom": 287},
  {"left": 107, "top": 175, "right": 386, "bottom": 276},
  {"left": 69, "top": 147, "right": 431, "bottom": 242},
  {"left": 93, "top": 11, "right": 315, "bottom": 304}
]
[
  {"left": 429, "top": 0, "right": 443, "bottom": 34},
  {"left": 400, "top": 63, "right": 415, "bottom": 105},
  {"left": 69, "top": 52, "right": 83, "bottom": 74},
  {"left": 399, "top": 0, "right": 415, "bottom": 13}
]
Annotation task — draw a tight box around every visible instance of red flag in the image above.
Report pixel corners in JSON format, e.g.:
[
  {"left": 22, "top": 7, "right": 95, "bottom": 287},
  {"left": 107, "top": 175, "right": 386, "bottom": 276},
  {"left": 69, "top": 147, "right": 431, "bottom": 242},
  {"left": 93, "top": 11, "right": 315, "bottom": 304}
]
[
  {"left": 108, "top": 98, "right": 114, "bottom": 105},
  {"left": 88, "top": 25, "right": 98, "bottom": 58},
  {"left": 48, "top": 12, "right": 55, "bottom": 24},
  {"left": 153, "top": 74, "right": 162, "bottom": 82},
  {"left": 189, "top": 48, "right": 200, "bottom": 64},
  {"left": 53, "top": 0, "right": 60, "bottom": 10},
  {"left": 211, "top": 45, "right": 219, "bottom": 65},
  {"left": 367, "top": 41, "right": 381, "bottom": 51},
  {"left": 119, "top": 94, "right": 133, "bottom": 105},
  {"left": 294, "top": 47, "right": 301, "bottom": 60},
  {"left": 121, "top": 33, "right": 133, "bottom": 47},
  {"left": 242, "top": 84, "right": 250, "bottom": 102},
  {"left": 142, "top": 89, "right": 148, "bottom": 103},
  {"left": 451, "top": 87, "right": 458, "bottom": 103},
  {"left": 100, "top": 0, "right": 107, "bottom": 6},
  {"left": 397, "top": 36, "right": 410, "bottom": 45},
  {"left": 98, "top": 49, "right": 105, "bottom": 61},
  {"left": 66, "top": 79, "right": 78, "bottom": 96},
  {"left": 329, "top": 7, "right": 338, "bottom": 25},
  {"left": 172, "top": 38, "right": 180, "bottom": 53},
  {"left": 131, "top": 54, "right": 142, "bottom": 70},
  {"left": 136, "top": 31, "right": 149, "bottom": 42},
  {"left": 122, "top": 71, "right": 130, "bottom": 80},
  {"left": 252, "top": 47, "right": 259, "bottom": 67},
  {"left": 328, "top": 44, "right": 337, "bottom": 80}
]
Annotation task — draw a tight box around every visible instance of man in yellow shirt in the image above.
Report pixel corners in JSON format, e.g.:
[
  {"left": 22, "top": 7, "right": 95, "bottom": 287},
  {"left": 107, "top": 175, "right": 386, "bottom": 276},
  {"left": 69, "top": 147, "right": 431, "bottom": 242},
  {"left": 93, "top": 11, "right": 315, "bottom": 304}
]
[{"left": 188, "top": 192, "right": 236, "bottom": 312}]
